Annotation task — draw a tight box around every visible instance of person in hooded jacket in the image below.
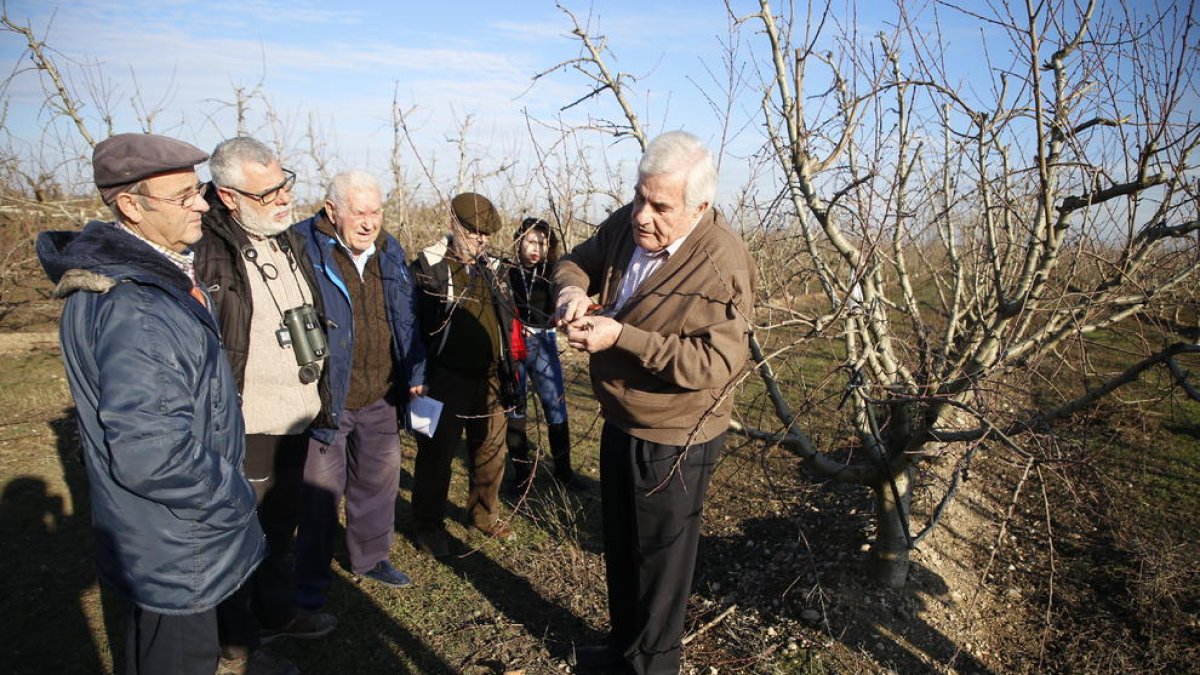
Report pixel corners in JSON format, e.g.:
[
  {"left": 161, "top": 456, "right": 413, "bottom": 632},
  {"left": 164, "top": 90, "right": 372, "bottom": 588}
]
[
  {"left": 503, "top": 216, "right": 586, "bottom": 495},
  {"left": 36, "top": 133, "right": 265, "bottom": 675}
]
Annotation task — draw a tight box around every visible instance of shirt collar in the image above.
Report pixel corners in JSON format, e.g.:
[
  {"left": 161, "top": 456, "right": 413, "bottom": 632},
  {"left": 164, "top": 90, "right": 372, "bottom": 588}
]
[
  {"left": 117, "top": 222, "right": 197, "bottom": 282},
  {"left": 639, "top": 231, "right": 689, "bottom": 260},
  {"left": 335, "top": 232, "right": 376, "bottom": 262},
  {"left": 662, "top": 232, "right": 690, "bottom": 257}
]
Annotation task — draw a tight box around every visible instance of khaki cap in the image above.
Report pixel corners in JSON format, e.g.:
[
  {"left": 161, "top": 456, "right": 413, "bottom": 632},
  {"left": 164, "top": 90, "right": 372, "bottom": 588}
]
[{"left": 450, "top": 192, "right": 501, "bottom": 235}]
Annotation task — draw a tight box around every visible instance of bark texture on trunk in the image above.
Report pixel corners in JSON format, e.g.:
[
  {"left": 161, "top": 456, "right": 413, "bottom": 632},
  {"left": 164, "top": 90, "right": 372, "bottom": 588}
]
[{"left": 871, "top": 465, "right": 913, "bottom": 588}]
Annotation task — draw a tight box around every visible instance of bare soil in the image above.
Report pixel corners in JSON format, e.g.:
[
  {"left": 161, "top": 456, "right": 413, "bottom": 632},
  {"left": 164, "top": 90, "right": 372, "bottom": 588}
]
[{"left": 0, "top": 329, "right": 58, "bottom": 356}]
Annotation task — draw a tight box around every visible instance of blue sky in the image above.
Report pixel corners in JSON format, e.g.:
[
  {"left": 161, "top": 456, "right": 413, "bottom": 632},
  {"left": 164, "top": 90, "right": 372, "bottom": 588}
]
[
  {"left": 2, "top": 0, "right": 755, "bottom": 208},
  {"left": 5, "top": 1, "right": 1168, "bottom": 217}
]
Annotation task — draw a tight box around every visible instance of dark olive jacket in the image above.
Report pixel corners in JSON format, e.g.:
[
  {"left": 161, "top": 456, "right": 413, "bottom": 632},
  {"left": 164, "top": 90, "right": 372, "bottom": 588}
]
[{"left": 411, "top": 236, "right": 524, "bottom": 407}]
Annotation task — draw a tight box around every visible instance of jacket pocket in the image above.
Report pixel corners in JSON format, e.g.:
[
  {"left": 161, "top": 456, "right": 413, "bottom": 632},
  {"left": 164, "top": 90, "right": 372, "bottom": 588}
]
[
  {"left": 208, "top": 376, "right": 229, "bottom": 454},
  {"left": 618, "top": 387, "right": 680, "bottom": 428}
]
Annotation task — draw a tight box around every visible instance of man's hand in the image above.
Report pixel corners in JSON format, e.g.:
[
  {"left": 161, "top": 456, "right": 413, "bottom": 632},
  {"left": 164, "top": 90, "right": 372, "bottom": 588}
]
[
  {"left": 554, "top": 286, "right": 591, "bottom": 326},
  {"left": 409, "top": 385, "right": 427, "bottom": 399},
  {"left": 565, "top": 316, "right": 621, "bottom": 353}
]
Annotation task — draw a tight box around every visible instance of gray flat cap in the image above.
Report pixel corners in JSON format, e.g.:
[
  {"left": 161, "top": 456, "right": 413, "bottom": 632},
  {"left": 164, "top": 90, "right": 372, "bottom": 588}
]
[
  {"left": 93, "top": 133, "right": 209, "bottom": 204},
  {"left": 451, "top": 192, "right": 501, "bottom": 235}
]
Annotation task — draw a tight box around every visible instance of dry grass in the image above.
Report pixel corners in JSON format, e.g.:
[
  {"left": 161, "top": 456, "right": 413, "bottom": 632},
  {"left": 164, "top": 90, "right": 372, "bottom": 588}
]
[{"left": 1, "top": 263, "right": 1198, "bottom": 674}]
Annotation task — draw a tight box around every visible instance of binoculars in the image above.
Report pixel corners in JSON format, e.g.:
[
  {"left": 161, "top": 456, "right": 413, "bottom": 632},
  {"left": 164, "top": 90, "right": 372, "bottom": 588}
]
[{"left": 276, "top": 304, "right": 328, "bottom": 384}]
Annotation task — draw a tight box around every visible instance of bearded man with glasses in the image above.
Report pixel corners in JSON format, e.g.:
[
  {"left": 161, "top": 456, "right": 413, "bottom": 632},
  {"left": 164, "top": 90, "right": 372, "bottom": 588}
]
[{"left": 193, "top": 137, "right": 335, "bottom": 675}]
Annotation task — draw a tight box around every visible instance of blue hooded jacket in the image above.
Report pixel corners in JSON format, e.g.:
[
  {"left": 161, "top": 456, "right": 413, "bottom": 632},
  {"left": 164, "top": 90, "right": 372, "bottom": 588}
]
[
  {"left": 36, "top": 221, "right": 265, "bottom": 614},
  {"left": 295, "top": 211, "right": 427, "bottom": 444}
]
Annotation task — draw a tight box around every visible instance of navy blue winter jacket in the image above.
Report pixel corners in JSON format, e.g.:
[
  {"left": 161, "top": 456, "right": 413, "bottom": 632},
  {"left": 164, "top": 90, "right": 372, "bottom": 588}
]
[
  {"left": 295, "top": 211, "right": 427, "bottom": 445},
  {"left": 37, "top": 221, "right": 265, "bottom": 614}
]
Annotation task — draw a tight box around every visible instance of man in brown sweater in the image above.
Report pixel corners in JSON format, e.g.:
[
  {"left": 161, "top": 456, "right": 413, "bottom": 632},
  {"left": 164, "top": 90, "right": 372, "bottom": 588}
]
[{"left": 553, "top": 131, "right": 756, "bottom": 675}]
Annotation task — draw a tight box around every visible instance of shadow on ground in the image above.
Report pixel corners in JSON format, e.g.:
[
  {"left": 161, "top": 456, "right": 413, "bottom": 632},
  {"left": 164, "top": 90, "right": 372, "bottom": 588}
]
[{"left": 7, "top": 411, "right": 1002, "bottom": 673}]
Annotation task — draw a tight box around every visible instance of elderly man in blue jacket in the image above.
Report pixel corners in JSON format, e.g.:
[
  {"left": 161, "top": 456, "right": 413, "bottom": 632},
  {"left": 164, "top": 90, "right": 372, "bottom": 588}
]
[
  {"left": 292, "top": 170, "right": 427, "bottom": 610},
  {"left": 36, "top": 133, "right": 265, "bottom": 675}
]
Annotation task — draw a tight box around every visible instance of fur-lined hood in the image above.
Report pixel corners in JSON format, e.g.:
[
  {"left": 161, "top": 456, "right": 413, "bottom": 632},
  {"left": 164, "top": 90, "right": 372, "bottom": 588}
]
[{"left": 36, "top": 220, "right": 193, "bottom": 298}]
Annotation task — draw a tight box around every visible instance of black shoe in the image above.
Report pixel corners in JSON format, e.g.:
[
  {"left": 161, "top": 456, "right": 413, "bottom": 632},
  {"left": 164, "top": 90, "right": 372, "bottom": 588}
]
[
  {"left": 556, "top": 472, "right": 589, "bottom": 493},
  {"left": 414, "top": 528, "right": 451, "bottom": 558},
  {"left": 570, "top": 644, "right": 625, "bottom": 670},
  {"left": 259, "top": 611, "right": 337, "bottom": 644}
]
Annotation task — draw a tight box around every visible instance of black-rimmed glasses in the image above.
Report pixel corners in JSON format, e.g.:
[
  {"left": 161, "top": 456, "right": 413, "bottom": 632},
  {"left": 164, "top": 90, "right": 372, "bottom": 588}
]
[
  {"left": 226, "top": 168, "right": 296, "bottom": 205},
  {"left": 138, "top": 182, "right": 209, "bottom": 208}
]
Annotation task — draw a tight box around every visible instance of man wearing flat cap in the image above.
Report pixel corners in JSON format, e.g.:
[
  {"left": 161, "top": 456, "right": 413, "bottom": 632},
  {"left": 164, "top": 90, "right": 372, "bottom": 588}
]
[
  {"left": 409, "top": 192, "right": 524, "bottom": 557},
  {"left": 36, "top": 133, "right": 265, "bottom": 675}
]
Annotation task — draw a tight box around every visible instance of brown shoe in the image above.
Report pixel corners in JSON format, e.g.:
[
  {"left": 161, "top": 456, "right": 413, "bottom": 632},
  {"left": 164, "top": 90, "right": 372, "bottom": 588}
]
[
  {"left": 474, "top": 520, "right": 515, "bottom": 542},
  {"left": 217, "top": 648, "right": 300, "bottom": 675}
]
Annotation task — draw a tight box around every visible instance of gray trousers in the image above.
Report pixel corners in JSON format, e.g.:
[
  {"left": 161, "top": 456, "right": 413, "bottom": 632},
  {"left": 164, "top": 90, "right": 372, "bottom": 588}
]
[{"left": 294, "top": 397, "right": 402, "bottom": 609}]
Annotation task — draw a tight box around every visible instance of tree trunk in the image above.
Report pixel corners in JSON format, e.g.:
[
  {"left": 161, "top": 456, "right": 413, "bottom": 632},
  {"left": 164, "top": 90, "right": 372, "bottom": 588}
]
[{"left": 870, "top": 466, "right": 913, "bottom": 588}]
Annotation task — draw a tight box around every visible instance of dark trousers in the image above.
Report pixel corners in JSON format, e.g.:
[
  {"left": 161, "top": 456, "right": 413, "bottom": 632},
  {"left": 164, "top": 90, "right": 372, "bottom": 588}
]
[
  {"left": 125, "top": 605, "right": 218, "bottom": 675},
  {"left": 599, "top": 423, "right": 723, "bottom": 675},
  {"left": 217, "top": 433, "right": 307, "bottom": 657},
  {"left": 295, "top": 397, "right": 402, "bottom": 607},
  {"left": 412, "top": 365, "right": 507, "bottom": 532}
]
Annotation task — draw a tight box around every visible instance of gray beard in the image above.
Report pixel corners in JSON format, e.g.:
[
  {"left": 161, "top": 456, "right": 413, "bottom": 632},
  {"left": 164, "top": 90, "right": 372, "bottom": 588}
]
[{"left": 237, "top": 207, "right": 292, "bottom": 237}]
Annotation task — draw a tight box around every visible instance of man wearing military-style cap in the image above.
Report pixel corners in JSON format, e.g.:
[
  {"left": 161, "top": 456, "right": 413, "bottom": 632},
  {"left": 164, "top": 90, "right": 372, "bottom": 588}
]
[
  {"left": 36, "top": 133, "right": 265, "bottom": 674},
  {"left": 408, "top": 192, "right": 524, "bottom": 557},
  {"left": 449, "top": 191, "right": 503, "bottom": 234}
]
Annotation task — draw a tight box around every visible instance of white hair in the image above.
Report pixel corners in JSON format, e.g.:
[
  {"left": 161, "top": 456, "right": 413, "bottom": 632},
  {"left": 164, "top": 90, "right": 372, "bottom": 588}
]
[
  {"left": 637, "top": 130, "right": 717, "bottom": 210},
  {"left": 326, "top": 170, "right": 382, "bottom": 208},
  {"left": 209, "top": 136, "right": 277, "bottom": 188}
]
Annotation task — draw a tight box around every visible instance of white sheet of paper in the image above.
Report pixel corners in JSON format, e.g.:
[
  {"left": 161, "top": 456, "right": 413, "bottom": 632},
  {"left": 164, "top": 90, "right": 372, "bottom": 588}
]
[{"left": 408, "top": 395, "right": 443, "bottom": 438}]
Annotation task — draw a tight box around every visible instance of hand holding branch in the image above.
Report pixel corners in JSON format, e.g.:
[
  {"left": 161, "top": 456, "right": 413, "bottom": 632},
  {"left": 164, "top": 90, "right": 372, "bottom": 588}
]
[
  {"left": 554, "top": 285, "right": 592, "bottom": 325},
  {"left": 564, "top": 315, "right": 621, "bottom": 353}
]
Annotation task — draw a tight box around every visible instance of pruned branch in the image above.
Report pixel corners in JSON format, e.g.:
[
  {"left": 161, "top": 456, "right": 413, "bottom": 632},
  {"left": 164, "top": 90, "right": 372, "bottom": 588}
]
[
  {"left": 1166, "top": 358, "right": 1200, "bottom": 403},
  {"left": 1, "top": 9, "right": 93, "bottom": 147},
  {"left": 933, "top": 343, "right": 1200, "bottom": 443},
  {"left": 1135, "top": 218, "right": 1200, "bottom": 243},
  {"left": 537, "top": 3, "right": 647, "bottom": 150}
]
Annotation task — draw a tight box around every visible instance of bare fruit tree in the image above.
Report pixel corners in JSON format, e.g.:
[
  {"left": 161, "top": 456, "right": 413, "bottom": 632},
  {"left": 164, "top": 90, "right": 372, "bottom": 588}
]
[
  {"left": 545, "top": 0, "right": 1199, "bottom": 587},
  {"left": 731, "top": 0, "right": 1200, "bottom": 586}
]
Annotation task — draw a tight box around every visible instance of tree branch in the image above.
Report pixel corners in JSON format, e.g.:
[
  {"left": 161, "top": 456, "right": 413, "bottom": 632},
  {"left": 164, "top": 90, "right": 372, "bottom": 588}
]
[{"left": 1058, "top": 173, "right": 1168, "bottom": 213}]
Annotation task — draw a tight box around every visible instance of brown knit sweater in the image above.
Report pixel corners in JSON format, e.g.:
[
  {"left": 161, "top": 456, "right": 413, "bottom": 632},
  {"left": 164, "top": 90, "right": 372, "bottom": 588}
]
[
  {"left": 328, "top": 230, "right": 395, "bottom": 410},
  {"left": 553, "top": 205, "right": 756, "bottom": 445}
]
